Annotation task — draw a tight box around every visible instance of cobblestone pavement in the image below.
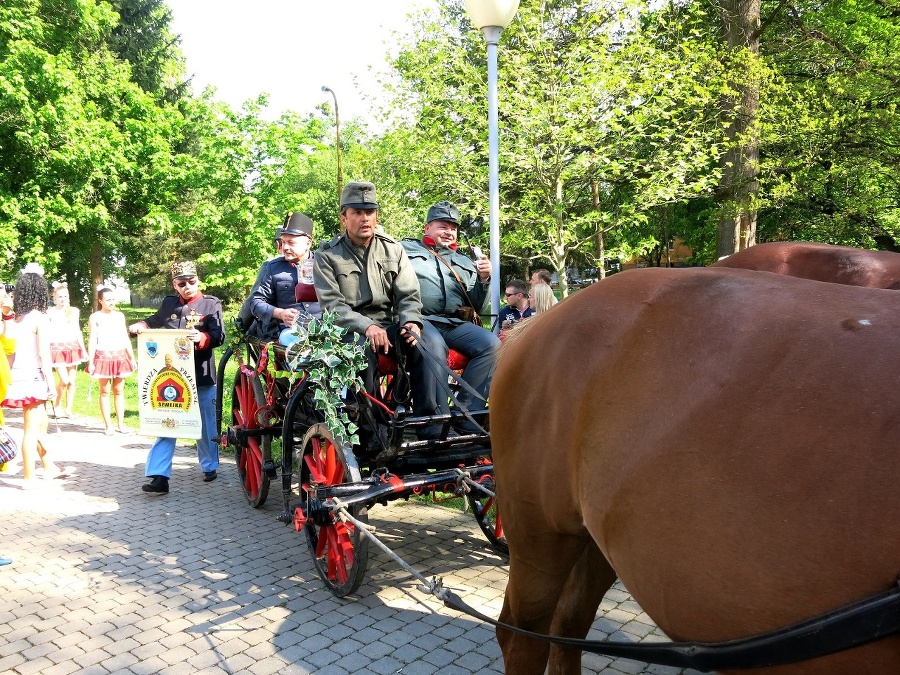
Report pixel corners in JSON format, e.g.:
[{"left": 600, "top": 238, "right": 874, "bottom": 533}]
[{"left": 0, "top": 412, "right": 699, "bottom": 675}]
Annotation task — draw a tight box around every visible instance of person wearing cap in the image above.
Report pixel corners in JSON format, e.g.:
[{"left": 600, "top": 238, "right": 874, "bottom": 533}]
[
  {"left": 247, "top": 212, "right": 320, "bottom": 338},
  {"left": 129, "top": 261, "right": 225, "bottom": 494},
  {"left": 401, "top": 201, "right": 499, "bottom": 434},
  {"left": 313, "top": 181, "right": 436, "bottom": 432}
]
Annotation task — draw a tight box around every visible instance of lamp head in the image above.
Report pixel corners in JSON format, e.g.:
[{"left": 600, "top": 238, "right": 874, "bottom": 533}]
[{"left": 463, "top": 0, "right": 520, "bottom": 29}]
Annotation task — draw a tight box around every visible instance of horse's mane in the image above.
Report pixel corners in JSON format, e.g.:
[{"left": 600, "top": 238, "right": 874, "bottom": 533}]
[{"left": 496, "top": 315, "right": 542, "bottom": 363}]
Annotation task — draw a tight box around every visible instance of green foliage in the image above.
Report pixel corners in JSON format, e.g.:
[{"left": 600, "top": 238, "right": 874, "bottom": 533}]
[
  {"left": 376, "top": 0, "right": 732, "bottom": 289},
  {"left": 283, "top": 310, "right": 366, "bottom": 446}
]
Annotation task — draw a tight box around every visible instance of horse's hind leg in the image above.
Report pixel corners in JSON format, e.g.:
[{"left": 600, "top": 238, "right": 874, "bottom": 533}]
[
  {"left": 547, "top": 540, "right": 616, "bottom": 674},
  {"left": 498, "top": 533, "right": 590, "bottom": 675}
]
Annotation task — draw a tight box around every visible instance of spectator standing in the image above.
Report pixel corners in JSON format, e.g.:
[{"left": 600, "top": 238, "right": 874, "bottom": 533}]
[
  {"left": 0, "top": 285, "right": 15, "bottom": 474},
  {"left": 47, "top": 281, "right": 86, "bottom": 418},
  {"left": 498, "top": 279, "right": 534, "bottom": 331},
  {"left": 529, "top": 268, "right": 558, "bottom": 305},
  {"left": 401, "top": 201, "right": 499, "bottom": 437},
  {"left": 529, "top": 283, "right": 556, "bottom": 314},
  {"left": 2, "top": 266, "right": 68, "bottom": 485},
  {"left": 248, "top": 212, "right": 321, "bottom": 338},
  {"left": 129, "top": 261, "right": 224, "bottom": 494},
  {"left": 87, "top": 288, "right": 136, "bottom": 435}
]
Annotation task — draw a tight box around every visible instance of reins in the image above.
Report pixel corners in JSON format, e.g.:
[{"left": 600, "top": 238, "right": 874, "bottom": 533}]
[
  {"left": 324, "top": 487, "right": 900, "bottom": 671},
  {"left": 436, "top": 579, "right": 900, "bottom": 671},
  {"left": 398, "top": 326, "right": 488, "bottom": 435}
]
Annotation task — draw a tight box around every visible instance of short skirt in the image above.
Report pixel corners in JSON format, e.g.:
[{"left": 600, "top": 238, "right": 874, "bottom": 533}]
[
  {"left": 91, "top": 349, "right": 135, "bottom": 379},
  {"left": 51, "top": 341, "right": 86, "bottom": 367},
  {"left": 2, "top": 376, "right": 52, "bottom": 408}
]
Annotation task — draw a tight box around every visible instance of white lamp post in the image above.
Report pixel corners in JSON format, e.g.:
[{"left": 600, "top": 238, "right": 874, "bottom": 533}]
[{"left": 463, "top": 0, "right": 520, "bottom": 331}]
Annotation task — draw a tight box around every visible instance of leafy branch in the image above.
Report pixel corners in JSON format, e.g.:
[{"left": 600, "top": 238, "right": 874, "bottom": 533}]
[{"left": 283, "top": 311, "right": 367, "bottom": 446}]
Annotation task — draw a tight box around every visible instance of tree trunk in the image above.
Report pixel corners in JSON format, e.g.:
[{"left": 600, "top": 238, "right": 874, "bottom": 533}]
[
  {"left": 593, "top": 180, "right": 607, "bottom": 280},
  {"left": 553, "top": 176, "right": 568, "bottom": 298},
  {"left": 715, "top": 0, "right": 761, "bottom": 259},
  {"left": 90, "top": 243, "right": 104, "bottom": 310}
]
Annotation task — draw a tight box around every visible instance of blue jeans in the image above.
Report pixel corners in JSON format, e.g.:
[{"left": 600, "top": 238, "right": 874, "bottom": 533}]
[
  {"left": 145, "top": 385, "right": 219, "bottom": 477},
  {"left": 420, "top": 320, "right": 499, "bottom": 414}
]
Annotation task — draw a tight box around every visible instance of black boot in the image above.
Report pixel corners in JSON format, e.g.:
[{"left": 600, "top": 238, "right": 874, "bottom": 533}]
[{"left": 142, "top": 475, "right": 169, "bottom": 494}]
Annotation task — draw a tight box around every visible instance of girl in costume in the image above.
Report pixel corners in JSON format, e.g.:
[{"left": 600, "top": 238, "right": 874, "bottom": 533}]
[
  {"left": 47, "top": 281, "right": 86, "bottom": 418},
  {"left": 1, "top": 266, "right": 68, "bottom": 484},
  {"left": 87, "top": 287, "right": 136, "bottom": 435}
]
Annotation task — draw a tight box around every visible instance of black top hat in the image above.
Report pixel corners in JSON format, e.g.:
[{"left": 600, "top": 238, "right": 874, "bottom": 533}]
[
  {"left": 282, "top": 212, "right": 314, "bottom": 237},
  {"left": 426, "top": 201, "right": 460, "bottom": 226},
  {"left": 340, "top": 182, "right": 379, "bottom": 210}
]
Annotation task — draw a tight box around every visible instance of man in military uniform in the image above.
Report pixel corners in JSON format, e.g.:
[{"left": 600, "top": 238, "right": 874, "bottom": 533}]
[
  {"left": 313, "top": 182, "right": 436, "bottom": 432},
  {"left": 402, "top": 201, "right": 499, "bottom": 431},
  {"left": 245, "top": 212, "right": 320, "bottom": 338},
  {"left": 129, "top": 261, "right": 225, "bottom": 494}
]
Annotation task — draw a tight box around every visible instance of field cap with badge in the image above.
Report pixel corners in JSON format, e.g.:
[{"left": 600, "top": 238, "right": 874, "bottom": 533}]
[
  {"left": 340, "top": 181, "right": 379, "bottom": 210},
  {"left": 426, "top": 201, "right": 460, "bottom": 226}
]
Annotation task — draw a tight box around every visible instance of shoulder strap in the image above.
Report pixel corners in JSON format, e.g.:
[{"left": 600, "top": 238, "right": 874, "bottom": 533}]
[{"left": 426, "top": 248, "right": 478, "bottom": 310}]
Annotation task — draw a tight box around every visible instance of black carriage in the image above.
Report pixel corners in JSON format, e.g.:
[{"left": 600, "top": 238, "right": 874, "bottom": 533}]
[{"left": 214, "top": 318, "right": 505, "bottom": 597}]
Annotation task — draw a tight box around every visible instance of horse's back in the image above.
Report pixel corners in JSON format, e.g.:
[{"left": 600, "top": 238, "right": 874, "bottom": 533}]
[
  {"left": 713, "top": 241, "right": 900, "bottom": 289},
  {"left": 492, "top": 267, "right": 900, "bottom": 673}
]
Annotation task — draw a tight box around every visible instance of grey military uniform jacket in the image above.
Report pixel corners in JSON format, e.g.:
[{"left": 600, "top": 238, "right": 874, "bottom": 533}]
[
  {"left": 313, "top": 232, "right": 423, "bottom": 334},
  {"left": 401, "top": 239, "right": 488, "bottom": 327}
]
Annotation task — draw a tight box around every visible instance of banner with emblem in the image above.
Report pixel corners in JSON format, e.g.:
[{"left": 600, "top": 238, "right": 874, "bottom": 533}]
[{"left": 136, "top": 330, "right": 201, "bottom": 439}]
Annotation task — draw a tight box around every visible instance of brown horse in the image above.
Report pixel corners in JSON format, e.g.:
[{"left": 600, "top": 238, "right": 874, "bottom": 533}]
[
  {"left": 491, "top": 267, "right": 900, "bottom": 674},
  {"left": 713, "top": 241, "right": 900, "bottom": 289}
]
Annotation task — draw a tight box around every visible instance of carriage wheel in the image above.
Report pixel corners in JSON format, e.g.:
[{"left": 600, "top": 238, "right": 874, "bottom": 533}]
[
  {"left": 231, "top": 369, "right": 271, "bottom": 508},
  {"left": 468, "top": 473, "right": 508, "bottom": 554},
  {"left": 300, "top": 423, "right": 369, "bottom": 597}
]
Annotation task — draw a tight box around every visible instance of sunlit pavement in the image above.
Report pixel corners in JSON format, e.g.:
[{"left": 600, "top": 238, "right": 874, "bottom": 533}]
[{"left": 0, "top": 411, "right": 694, "bottom": 675}]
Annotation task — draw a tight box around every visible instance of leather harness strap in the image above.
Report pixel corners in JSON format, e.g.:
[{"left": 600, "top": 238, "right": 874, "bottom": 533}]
[{"left": 439, "top": 579, "right": 900, "bottom": 670}]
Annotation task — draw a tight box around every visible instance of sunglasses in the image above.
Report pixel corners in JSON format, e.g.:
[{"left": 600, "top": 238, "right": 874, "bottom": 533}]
[
  {"left": 505, "top": 292, "right": 521, "bottom": 297},
  {"left": 176, "top": 278, "right": 198, "bottom": 288}
]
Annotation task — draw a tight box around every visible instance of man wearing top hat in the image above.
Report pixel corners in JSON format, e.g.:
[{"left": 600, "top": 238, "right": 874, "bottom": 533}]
[
  {"left": 402, "top": 201, "right": 499, "bottom": 434},
  {"left": 247, "top": 212, "right": 320, "bottom": 338},
  {"left": 313, "top": 181, "right": 438, "bottom": 434},
  {"left": 129, "top": 261, "right": 225, "bottom": 494}
]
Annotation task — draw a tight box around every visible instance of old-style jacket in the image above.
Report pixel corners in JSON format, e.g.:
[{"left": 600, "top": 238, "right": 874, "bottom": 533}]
[
  {"left": 401, "top": 238, "right": 488, "bottom": 327},
  {"left": 313, "top": 232, "right": 423, "bottom": 334}
]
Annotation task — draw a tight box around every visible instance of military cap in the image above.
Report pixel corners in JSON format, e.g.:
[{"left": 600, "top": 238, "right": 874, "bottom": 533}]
[
  {"left": 171, "top": 261, "right": 198, "bottom": 279},
  {"left": 340, "top": 182, "right": 379, "bottom": 210},
  {"left": 282, "top": 212, "right": 314, "bottom": 237},
  {"left": 426, "top": 201, "right": 460, "bottom": 226}
]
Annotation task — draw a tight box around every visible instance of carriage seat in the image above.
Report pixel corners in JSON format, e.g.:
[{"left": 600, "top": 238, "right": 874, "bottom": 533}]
[{"left": 377, "top": 349, "right": 469, "bottom": 375}]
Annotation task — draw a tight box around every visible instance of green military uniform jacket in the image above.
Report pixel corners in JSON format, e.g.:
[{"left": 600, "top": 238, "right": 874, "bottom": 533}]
[
  {"left": 401, "top": 238, "right": 489, "bottom": 327},
  {"left": 313, "top": 231, "right": 424, "bottom": 334}
]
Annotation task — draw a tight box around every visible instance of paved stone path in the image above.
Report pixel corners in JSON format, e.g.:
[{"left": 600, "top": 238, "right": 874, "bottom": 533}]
[{"left": 0, "top": 411, "right": 697, "bottom": 674}]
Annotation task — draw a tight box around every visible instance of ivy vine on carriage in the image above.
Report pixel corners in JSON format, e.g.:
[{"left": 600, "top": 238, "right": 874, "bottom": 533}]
[{"left": 282, "top": 310, "right": 367, "bottom": 446}]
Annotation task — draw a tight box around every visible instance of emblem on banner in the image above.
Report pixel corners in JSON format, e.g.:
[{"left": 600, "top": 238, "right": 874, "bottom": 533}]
[
  {"left": 149, "top": 355, "right": 193, "bottom": 412},
  {"left": 146, "top": 340, "right": 158, "bottom": 358},
  {"left": 173, "top": 336, "right": 191, "bottom": 360}
]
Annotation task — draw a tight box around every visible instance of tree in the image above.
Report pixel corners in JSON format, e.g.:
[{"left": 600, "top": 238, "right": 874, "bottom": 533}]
[
  {"left": 753, "top": 0, "right": 900, "bottom": 248},
  {"left": 714, "top": 0, "right": 762, "bottom": 258},
  {"left": 377, "top": 0, "right": 730, "bottom": 291},
  {"left": 0, "top": 0, "right": 179, "bottom": 306}
]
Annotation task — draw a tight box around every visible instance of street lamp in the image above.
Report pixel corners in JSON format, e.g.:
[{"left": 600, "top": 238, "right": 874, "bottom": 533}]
[
  {"left": 463, "top": 0, "right": 520, "bottom": 330},
  {"left": 320, "top": 86, "right": 343, "bottom": 202}
]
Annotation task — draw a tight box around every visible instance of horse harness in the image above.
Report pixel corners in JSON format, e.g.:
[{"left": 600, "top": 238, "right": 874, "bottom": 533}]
[{"left": 439, "top": 578, "right": 900, "bottom": 671}]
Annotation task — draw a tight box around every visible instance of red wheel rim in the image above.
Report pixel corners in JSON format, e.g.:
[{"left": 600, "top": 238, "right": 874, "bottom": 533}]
[
  {"left": 233, "top": 374, "right": 264, "bottom": 500},
  {"left": 303, "top": 435, "right": 357, "bottom": 585}
]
